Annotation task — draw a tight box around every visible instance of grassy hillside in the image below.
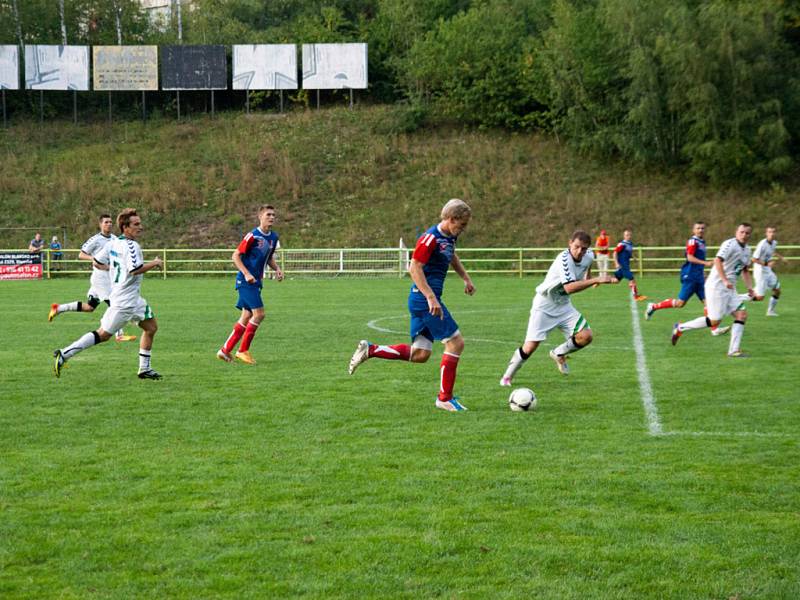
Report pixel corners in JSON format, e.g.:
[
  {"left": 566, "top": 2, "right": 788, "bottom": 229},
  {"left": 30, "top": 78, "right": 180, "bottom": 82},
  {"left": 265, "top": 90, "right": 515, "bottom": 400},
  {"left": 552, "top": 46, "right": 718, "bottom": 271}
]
[{"left": 1, "top": 106, "right": 798, "bottom": 249}]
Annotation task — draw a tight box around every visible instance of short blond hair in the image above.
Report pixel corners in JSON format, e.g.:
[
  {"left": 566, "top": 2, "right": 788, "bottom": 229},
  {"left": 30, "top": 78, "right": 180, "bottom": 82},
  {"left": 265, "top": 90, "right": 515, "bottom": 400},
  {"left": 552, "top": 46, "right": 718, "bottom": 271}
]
[{"left": 441, "top": 198, "right": 471, "bottom": 221}]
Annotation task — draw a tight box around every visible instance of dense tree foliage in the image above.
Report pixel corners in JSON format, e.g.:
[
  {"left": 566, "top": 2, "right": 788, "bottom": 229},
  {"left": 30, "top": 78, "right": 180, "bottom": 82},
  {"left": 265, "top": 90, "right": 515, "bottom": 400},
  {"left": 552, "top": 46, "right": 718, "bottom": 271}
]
[{"left": 1, "top": 0, "right": 798, "bottom": 183}]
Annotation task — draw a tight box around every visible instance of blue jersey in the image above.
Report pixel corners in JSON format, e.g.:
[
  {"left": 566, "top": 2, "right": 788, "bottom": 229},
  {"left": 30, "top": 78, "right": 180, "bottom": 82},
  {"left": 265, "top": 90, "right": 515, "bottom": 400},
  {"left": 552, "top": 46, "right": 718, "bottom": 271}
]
[
  {"left": 680, "top": 235, "right": 706, "bottom": 282},
  {"left": 408, "top": 225, "right": 457, "bottom": 311},
  {"left": 615, "top": 239, "right": 634, "bottom": 269},
  {"left": 235, "top": 227, "right": 279, "bottom": 289}
]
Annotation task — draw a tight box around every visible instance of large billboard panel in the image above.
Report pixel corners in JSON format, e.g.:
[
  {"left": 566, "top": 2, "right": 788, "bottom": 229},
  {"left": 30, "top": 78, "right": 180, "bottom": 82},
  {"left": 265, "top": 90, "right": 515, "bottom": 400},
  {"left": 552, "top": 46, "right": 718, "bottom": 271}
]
[
  {"left": 232, "top": 44, "right": 297, "bottom": 90},
  {"left": 93, "top": 46, "right": 158, "bottom": 91},
  {"left": 161, "top": 45, "right": 227, "bottom": 90},
  {"left": 25, "top": 45, "right": 90, "bottom": 90},
  {"left": 302, "top": 43, "right": 367, "bottom": 90},
  {"left": 0, "top": 45, "right": 19, "bottom": 90}
]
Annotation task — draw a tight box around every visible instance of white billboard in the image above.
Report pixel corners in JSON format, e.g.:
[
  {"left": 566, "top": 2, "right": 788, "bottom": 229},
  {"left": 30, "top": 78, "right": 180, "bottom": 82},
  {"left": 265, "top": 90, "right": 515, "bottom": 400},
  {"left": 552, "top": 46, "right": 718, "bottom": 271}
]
[
  {"left": 0, "top": 45, "right": 19, "bottom": 90},
  {"left": 25, "top": 45, "right": 90, "bottom": 91},
  {"left": 302, "top": 43, "right": 367, "bottom": 90},
  {"left": 233, "top": 44, "right": 297, "bottom": 90}
]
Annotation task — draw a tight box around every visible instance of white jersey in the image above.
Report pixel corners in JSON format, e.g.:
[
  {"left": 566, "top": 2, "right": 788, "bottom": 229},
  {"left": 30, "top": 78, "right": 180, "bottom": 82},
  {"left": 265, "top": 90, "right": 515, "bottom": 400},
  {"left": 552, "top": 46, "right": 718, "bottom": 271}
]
[
  {"left": 534, "top": 249, "right": 595, "bottom": 308},
  {"left": 753, "top": 239, "right": 777, "bottom": 269},
  {"left": 81, "top": 232, "right": 114, "bottom": 292},
  {"left": 707, "top": 237, "right": 751, "bottom": 291},
  {"left": 106, "top": 236, "right": 145, "bottom": 309}
]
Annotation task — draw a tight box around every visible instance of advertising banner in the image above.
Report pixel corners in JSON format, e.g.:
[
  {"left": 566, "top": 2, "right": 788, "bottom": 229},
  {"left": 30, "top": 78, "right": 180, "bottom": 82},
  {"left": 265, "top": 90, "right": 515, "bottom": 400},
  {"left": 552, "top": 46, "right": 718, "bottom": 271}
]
[
  {"left": 93, "top": 46, "right": 158, "bottom": 91},
  {"left": 302, "top": 43, "right": 368, "bottom": 90},
  {"left": 161, "top": 45, "right": 227, "bottom": 90},
  {"left": 25, "top": 45, "right": 90, "bottom": 90},
  {"left": 0, "top": 253, "right": 43, "bottom": 280},
  {"left": 0, "top": 45, "right": 19, "bottom": 90},
  {"left": 233, "top": 44, "right": 297, "bottom": 90}
]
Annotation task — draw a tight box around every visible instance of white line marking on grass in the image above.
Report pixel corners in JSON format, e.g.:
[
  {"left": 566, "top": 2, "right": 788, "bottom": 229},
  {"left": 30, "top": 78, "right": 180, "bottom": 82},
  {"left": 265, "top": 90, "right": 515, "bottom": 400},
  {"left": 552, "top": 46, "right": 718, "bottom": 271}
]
[
  {"left": 662, "top": 430, "right": 792, "bottom": 438},
  {"left": 629, "top": 295, "right": 663, "bottom": 436}
]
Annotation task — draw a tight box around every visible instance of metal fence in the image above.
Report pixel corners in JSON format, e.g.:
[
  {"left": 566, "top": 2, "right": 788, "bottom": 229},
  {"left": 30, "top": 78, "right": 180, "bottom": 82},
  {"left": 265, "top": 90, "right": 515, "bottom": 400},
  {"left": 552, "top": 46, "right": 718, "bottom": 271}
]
[{"left": 3, "top": 246, "right": 799, "bottom": 279}]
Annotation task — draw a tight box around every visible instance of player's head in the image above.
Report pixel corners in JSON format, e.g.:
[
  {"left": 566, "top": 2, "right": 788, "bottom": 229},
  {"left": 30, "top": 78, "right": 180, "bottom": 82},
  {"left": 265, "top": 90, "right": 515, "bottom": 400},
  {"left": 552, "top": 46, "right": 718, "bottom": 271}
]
[
  {"left": 735, "top": 222, "right": 752, "bottom": 244},
  {"left": 258, "top": 205, "right": 276, "bottom": 230},
  {"left": 623, "top": 228, "right": 632, "bottom": 241},
  {"left": 99, "top": 213, "right": 113, "bottom": 235},
  {"left": 569, "top": 230, "right": 592, "bottom": 261},
  {"left": 765, "top": 226, "right": 776, "bottom": 242},
  {"left": 693, "top": 221, "right": 706, "bottom": 238},
  {"left": 440, "top": 198, "right": 471, "bottom": 236},
  {"left": 600, "top": 229, "right": 606, "bottom": 236},
  {"left": 118, "top": 208, "right": 142, "bottom": 239}
]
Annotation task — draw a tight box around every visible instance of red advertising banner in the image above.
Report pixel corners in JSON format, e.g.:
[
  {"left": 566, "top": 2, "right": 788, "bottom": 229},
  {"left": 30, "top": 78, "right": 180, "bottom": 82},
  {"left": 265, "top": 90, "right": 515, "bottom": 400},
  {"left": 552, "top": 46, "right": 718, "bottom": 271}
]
[{"left": 0, "top": 253, "right": 43, "bottom": 280}]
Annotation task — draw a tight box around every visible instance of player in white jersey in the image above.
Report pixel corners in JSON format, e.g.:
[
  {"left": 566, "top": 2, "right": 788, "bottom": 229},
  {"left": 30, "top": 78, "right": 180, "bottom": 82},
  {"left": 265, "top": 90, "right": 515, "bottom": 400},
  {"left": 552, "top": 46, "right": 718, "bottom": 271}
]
[
  {"left": 53, "top": 208, "right": 163, "bottom": 379},
  {"left": 47, "top": 213, "right": 136, "bottom": 342},
  {"left": 500, "top": 231, "right": 618, "bottom": 385},
  {"left": 751, "top": 226, "right": 784, "bottom": 316},
  {"left": 672, "top": 223, "right": 754, "bottom": 357}
]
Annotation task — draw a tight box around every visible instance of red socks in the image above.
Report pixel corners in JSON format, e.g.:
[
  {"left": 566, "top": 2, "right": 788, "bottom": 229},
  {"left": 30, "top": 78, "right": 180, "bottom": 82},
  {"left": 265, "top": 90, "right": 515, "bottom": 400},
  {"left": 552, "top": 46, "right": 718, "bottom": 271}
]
[
  {"left": 222, "top": 322, "right": 246, "bottom": 354},
  {"left": 653, "top": 299, "right": 676, "bottom": 310},
  {"left": 368, "top": 344, "right": 411, "bottom": 361},
  {"left": 239, "top": 321, "right": 260, "bottom": 352},
  {"left": 438, "top": 352, "right": 460, "bottom": 401}
]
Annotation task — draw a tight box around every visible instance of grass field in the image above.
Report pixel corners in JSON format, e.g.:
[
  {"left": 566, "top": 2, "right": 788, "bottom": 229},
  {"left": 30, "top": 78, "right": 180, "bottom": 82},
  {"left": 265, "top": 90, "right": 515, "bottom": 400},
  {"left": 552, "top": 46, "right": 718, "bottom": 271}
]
[{"left": 1, "top": 275, "right": 798, "bottom": 598}]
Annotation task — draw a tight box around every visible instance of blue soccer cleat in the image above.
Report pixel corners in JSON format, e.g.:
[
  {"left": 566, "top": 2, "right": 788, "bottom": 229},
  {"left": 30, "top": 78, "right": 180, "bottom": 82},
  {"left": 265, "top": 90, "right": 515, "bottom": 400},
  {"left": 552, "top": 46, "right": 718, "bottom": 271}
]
[{"left": 435, "top": 396, "right": 468, "bottom": 412}]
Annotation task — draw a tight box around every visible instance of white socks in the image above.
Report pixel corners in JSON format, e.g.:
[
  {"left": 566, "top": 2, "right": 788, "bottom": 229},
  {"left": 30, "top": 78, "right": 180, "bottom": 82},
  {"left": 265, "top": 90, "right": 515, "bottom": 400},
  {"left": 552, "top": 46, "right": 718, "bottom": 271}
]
[
  {"left": 61, "top": 331, "right": 98, "bottom": 359},
  {"left": 503, "top": 347, "right": 529, "bottom": 380},
  {"left": 678, "top": 316, "right": 709, "bottom": 332},
  {"left": 139, "top": 349, "right": 152, "bottom": 372},
  {"left": 768, "top": 297, "right": 778, "bottom": 312},
  {"left": 59, "top": 301, "right": 80, "bottom": 313},
  {"left": 553, "top": 336, "right": 582, "bottom": 357},
  {"left": 729, "top": 322, "right": 745, "bottom": 354}
]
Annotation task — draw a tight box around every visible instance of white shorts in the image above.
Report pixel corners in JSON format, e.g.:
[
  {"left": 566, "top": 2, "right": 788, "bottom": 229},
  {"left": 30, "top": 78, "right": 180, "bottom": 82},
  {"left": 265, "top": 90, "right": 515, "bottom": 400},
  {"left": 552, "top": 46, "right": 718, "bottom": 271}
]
[
  {"left": 88, "top": 281, "right": 111, "bottom": 302},
  {"left": 705, "top": 286, "right": 744, "bottom": 321},
  {"left": 596, "top": 254, "right": 610, "bottom": 274},
  {"left": 525, "top": 297, "right": 589, "bottom": 342},
  {"left": 100, "top": 297, "right": 153, "bottom": 333},
  {"left": 754, "top": 267, "right": 779, "bottom": 297}
]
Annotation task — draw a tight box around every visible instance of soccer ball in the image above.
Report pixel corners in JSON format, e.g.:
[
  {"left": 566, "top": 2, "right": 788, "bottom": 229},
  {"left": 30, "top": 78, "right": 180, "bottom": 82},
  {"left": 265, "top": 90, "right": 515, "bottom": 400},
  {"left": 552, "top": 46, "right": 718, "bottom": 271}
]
[{"left": 508, "top": 387, "right": 537, "bottom": 412}]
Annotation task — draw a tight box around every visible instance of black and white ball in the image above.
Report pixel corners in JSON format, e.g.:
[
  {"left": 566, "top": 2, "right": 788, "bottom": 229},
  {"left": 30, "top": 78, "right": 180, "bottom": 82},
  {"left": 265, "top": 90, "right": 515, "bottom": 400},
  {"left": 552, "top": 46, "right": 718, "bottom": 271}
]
[{"left": 508, "top": 387, "right": 537, "bottom": 412}]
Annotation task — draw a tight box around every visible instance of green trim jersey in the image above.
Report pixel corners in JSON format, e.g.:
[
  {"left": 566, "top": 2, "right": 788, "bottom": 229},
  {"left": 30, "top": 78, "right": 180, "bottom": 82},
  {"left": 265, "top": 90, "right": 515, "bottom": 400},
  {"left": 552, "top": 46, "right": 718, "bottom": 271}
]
[
  {"left": 535, "top": 249, "right": 595, "bottom": 308},
  {"left": 708, "top": 237, "right": 751, "bottom": 291},
  {"left": 81, "top": 232, "right": 115, "bottom": 293},
  {"left": 753, "top": 238, "right": 777, "bottom": 268},
  {"left": 105, "top": 236, "right": 145, "bottom": 309}
]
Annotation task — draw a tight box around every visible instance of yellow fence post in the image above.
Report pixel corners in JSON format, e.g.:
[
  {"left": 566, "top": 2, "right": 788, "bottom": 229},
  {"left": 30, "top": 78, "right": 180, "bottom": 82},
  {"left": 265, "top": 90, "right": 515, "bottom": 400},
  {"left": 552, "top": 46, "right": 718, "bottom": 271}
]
[
  {"left": 638, "top": 247, "right": 644, "bottom": 278},
  {"left": 519, "top": 249, "right": 523, "bottom": 278},
  {"left": 163, "top": 249, "right": 167, "bottom": 279}
]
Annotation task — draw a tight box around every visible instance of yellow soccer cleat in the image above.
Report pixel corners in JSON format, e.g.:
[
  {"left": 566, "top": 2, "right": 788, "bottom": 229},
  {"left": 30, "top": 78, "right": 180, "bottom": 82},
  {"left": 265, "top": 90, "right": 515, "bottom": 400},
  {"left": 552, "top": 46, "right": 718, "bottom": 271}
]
[
  {"left": 115, "top": 334, "right": 137, "bottom": 342},
  {"left": 235, "top": 351, "right": 256, "bottom": 365},
  {"left": 48, "top": 303, "right": 59, "bottom": 322}
]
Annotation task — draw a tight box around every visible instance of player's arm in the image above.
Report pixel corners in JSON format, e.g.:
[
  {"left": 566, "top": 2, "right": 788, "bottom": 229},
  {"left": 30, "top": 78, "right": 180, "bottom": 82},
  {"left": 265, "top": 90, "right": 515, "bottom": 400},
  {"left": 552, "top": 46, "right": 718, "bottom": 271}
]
[
  {"left": 742, "top": 264, "right": 755, "bottom": 295},
  {"left": 613, "top": 244, "right": 623, "bottom": 269},
  {"left": 408, "top": 259, "right": 442, "bottom": 317},
  {"left": 685, "top": 240, "right": 712, "bottom": 267},
  {"left": 450, "top": 253, "right": 475, "bottom": 296},
  {"left": 267, "top": 254, "right": 284, "bottom": 281},
  {"left": 130, "top": 258, "right": 161, "bottom": 275},
  {"left": 714, "top": 257, "right": 732, "bottom": 289},
  {"left": 232, "top": 234, "right": 256, "bottom": 284},
  {"left": 564, "top": 274, "right": 617, "bottom": 295}
]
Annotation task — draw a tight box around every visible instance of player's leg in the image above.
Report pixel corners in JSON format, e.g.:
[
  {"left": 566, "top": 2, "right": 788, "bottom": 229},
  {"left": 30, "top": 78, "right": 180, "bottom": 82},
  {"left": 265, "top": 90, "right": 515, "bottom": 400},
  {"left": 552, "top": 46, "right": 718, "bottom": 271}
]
[
  {"left": 220, "top": 287, "right": 258, "bottom": 362},
  {"left": 766, "top": 276, "right": 780, "bottom": 316},
  {"left": 672, "top": 285, "right": 721, "bottom": 345},
  {"left": 137, "top": 315, "right": 162, "bottom": 379},
  {"left": 49, "top": 295, "right": 100, "bottom": 321},
  {"left": 237, "top": 306, "right": 265, "bottom": 364},
  {"left": 549, "top": 311, "right": 592, "bottom": 375},
  {"left": 53, "top": 308, "right": 117, "bottom": 377},
  {"left": 348, "top": 336, "right": 416, "bottom": 374},
  {"left": 646, "top": 282, "right": 689, "bottom": 320},
  {"left": 629, "top": 274, "right": 646, "bottom": 301},
  {"left": 728, "top": 305, "right": 748, "bottom": 357},
  {"left": 501, "top": 303, "right": 547, "bottom": 386},
  {"left": 435, "top": 333, "right": 467, "bottom": 411}
]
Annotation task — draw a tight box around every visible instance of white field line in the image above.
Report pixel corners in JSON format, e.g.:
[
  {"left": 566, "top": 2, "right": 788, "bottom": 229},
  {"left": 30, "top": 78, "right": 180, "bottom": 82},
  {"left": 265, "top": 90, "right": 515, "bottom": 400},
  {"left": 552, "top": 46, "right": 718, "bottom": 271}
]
[
  {"left": 663, "top": 430, "right": 792, "bottom": 438},
  {"left": 629, "top": 295, "right": 663, "bottom": 436}
]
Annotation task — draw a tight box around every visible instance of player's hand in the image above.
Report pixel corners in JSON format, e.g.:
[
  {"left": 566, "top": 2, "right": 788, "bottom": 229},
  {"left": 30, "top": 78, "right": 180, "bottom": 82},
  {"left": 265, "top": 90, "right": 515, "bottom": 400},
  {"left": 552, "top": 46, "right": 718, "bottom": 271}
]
[
  {"left": 427, "top": 295, "right": 443, "bottom": 319},
  {"left": 747, "top": 288, "right": 756, "bottom": 298},
  {"left": 464, "top": 279, "right": 475, "bottom": 296},
  {"left": 245, "top": 272, "right": 256, "bottom": 284},
  {"left": 274, "top": 268, "right": 284, "bottom": 282},
  {"left": 151, "top": 256, "right": 163, "bottom": 268},
  {"left": 724, "top": 280, "right": 734, "bottom": 290}
]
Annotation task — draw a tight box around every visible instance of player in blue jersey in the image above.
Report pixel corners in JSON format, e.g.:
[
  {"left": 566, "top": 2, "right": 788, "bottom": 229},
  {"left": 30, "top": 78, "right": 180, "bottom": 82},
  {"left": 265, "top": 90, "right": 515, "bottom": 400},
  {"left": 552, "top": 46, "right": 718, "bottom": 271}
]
[
  {"left": 613, "top": 228, "right": 646, "bottom": 301},
  {"left": 217, "top": 205, "right": 284, "bottom": 365},
  {"left": 645, "top": 222, "right": 730, "bottom": 335},
  {"left": 348, "top": 199, "right": 475, "bottom": 412}
]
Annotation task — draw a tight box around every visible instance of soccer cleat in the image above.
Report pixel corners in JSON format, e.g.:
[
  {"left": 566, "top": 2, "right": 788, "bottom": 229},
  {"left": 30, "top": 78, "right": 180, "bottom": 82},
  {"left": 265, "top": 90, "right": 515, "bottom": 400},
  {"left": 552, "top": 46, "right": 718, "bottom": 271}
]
[
  {"left": 435, "top": 397, "right": 468, "bottom": 412},
  {"left": 549, "top": 349, "right": 569, "bottom": 375},
  {"left": 137, "top": 369, "right": 163, "bottom": 379},
  {"left": 727, "top": 350, "right": 750, "bottom": 358},
  {"left": 634, "top": 295, "right": 648, "bottom": 302},
  {"left": 235, "top": 351, "right": 256, "bottom": 365},
  {"left": 216, "top": 348, "right": 233, "bottom": 363},
  {"left": 766, "top": 310, "right": 779, "bottom": 317},
  {"left": 53, "top": 349, "right": 65, "bottom": 377},
  {"left": 48, "top": 303, "right": 59, "bottom": 322},
  {"left": 671, "top": 323, "right": 682, "bottom": 346},
  {"left": 348, "top": 340, "right": 370, "bottom": 375},
  {"left": 710, "top": 325, "right": 730, "bottom": 336},
  {"left": 499, "top": 376, "right": 512, "bottom": 387},
  {"left": 645, "top": 303, "right": 655, "bottom": 320},
  {"left": 115, "top": 334, "right": 137, "bottom": 342}
]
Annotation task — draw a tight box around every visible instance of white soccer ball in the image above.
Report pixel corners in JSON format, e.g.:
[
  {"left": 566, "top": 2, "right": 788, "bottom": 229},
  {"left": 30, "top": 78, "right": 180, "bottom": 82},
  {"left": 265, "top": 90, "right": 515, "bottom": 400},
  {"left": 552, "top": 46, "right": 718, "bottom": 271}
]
[{"left": 508, "top": 387, "right": 537, "bottom": 412}]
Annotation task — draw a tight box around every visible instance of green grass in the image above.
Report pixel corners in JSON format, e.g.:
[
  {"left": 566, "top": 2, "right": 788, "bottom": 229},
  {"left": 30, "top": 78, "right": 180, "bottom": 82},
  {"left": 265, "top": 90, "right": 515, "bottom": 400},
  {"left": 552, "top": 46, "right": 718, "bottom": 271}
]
[{"left": 1, "top": 275, "right": 798, "bottom": 598}]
